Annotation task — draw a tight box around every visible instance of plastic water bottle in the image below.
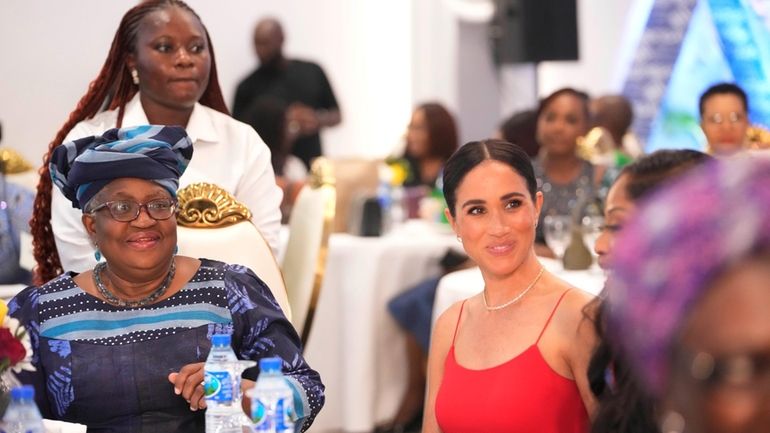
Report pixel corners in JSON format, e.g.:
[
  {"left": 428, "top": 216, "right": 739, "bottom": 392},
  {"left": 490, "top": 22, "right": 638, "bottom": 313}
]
[
  {"left": 204, "top": 334, "right": 242, "bottom": 433},
  {"left": 248, "top": 357, "right": 295, "bottom": 433},
  {"left": 1, "top": 385, "right": 44, "bottom": 433}
]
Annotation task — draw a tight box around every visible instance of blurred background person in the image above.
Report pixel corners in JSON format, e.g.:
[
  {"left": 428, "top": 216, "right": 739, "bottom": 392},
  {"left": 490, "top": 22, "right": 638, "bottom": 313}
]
[
  {"left": 242, "top": 96, "right": 307, "bottom": 221},
  {"left": 699, "top": 82, "right": 750, "bottom": 156},
  {"left": 233, "top": 17, "right": 341, "bottom": 168},
  {"left": 589, "top": 149, "right": 711, "bottom": 433},
  {"left": 31, "top": 0, "right": 283, "bottom": 284},
  {"left": 376, "top": 103, "right": 460, "bottom": 432},
  {"left": 607, "top": 155, "right": 770, "bottom": 433},
  {"left": 11, "top": 125, "right": 324, "bottom": 432},
  {"left": 531, "top": 88, "right": 604, "bottom": 257},
  {"left": 379, "top": 249, "right": 471, "bottom": 433},
  {"left": 424, "top": 140, "right": 596, "bottom": 433},
  {"left": 400, "top": 102, "right": 459, "bottom": 188},
  {"left": 496, "top": 109, "right": 539, "bottom": 159},
  {"left": 588, "top": 95, "right": 640, "bottom": 166},
  {"left": 0, "top": 121, "right": 34, "bottom": 284}
]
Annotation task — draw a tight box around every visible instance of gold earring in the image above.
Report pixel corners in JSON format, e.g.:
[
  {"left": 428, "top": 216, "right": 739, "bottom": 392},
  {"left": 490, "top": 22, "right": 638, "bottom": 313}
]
[{"left": 131, "top": 69, "right": 140, "bottom": 85}]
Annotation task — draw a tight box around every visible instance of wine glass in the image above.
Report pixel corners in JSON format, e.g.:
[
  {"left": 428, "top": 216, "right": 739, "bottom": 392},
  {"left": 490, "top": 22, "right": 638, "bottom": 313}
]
[
  {"left": 543, "top": 215, "right": 572, "bottom": 259},
  {"left": 581, "top": 214, "right": 604, "bottom": 253}
]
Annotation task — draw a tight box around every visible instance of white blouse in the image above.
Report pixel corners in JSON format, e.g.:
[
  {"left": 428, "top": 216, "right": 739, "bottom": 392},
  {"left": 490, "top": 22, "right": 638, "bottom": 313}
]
[{"left": 51, "top": 94, "right": 283, "bottom": 273}]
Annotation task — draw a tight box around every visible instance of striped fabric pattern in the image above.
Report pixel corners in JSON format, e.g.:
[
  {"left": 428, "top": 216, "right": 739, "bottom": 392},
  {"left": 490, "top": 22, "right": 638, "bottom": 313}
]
[
  {"left": 49, "top": 124, "right": 194, "bottom": 210},
  {"left": 37, "top": 265, "right": 232, "bottom": 345}
]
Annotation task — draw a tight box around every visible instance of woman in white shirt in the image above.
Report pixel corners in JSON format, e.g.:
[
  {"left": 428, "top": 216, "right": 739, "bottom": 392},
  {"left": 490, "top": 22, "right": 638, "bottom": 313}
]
[{"left": 31, "top": 0, "right": 283, "bottom": 283}]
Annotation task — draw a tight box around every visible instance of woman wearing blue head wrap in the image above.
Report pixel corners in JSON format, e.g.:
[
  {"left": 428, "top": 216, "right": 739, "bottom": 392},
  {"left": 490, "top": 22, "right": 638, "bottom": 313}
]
[{"left": 9, "top": 125, "right": 324, "bottom": 432}]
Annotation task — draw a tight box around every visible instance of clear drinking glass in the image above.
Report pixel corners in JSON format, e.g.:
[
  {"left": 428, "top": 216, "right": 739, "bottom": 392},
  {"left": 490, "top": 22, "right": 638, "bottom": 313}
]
[
  {"left": 543, "top": 215, "right": 572, "bottom": 259},
  {"left": 581, "top": 214, "right": 605, "bottom": 254}
]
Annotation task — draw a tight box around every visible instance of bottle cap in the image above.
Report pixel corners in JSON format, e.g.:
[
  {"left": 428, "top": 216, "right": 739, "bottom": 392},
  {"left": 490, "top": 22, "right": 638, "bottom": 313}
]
[
  {"left": 259, "top": 357, "right": 282, "bottom": 373},
  {"left": 211, "top": 334, "right": 231, "bottom": 347},
  {"left": 10, "top": 385, "right": 34, "bottom": 400}
]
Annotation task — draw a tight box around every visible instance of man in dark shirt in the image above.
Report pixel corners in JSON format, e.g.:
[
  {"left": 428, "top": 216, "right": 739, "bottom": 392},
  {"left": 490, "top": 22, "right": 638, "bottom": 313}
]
[{"left": 233, "top": 18, "right": 341, "bottom": 168}]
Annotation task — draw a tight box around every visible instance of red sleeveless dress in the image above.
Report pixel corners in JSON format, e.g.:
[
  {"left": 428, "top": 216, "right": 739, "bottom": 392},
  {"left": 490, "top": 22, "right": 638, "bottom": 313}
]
[{"left": 435, "top": 290, "right": 589, "bottom": 433}]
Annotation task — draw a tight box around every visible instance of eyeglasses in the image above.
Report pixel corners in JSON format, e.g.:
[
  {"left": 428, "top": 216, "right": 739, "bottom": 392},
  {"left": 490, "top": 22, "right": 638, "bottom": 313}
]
[
  {"left": 88, "top": 198, "right": 177, "bottom": 222},
  {"left": 678, "top": 350, "right": 770, "bottom": 392},
  {"left": 704, "top": 111, "right": 746, "bottom": 125}
]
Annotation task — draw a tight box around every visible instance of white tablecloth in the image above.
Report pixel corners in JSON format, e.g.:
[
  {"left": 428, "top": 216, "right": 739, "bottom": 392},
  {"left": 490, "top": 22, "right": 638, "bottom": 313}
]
[
  {"left": 432, "top": 257, "right": 606, "bottom": 329},
  {"left": 303, "top": 220, "right": 458, "bottom": 432}
]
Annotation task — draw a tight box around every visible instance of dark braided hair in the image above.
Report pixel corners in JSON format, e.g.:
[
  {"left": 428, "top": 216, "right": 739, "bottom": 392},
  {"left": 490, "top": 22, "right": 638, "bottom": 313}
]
[
  {"left": 587, "top": 149, "right": 712, "bottom": 433},
  {"left": 31, "top": 0, "right": 229, "bottom": 284}
]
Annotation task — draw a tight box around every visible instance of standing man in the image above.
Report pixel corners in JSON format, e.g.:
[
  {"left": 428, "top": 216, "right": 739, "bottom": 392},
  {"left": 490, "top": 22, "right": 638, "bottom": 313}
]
[{"left": 233, "top": 18, "right": 341, "bottom": 168}]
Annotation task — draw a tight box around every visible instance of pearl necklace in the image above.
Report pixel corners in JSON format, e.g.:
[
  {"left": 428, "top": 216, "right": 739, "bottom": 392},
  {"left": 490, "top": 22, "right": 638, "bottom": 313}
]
[
  {"left": 482, "top": 267, "right": 545, "bottom": 311},
  {"left": 92, "top": 260, "right": 176, "bottom": 308}
]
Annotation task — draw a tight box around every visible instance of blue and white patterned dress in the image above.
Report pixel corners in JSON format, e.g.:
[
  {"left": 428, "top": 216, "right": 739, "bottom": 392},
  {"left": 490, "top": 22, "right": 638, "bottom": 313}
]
[{"left": 8, "top": 259, "right": 324, "bottom": 433}]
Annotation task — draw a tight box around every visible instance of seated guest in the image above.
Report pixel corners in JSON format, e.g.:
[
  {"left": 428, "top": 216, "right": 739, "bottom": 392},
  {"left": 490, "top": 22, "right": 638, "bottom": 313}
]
[
  {"left": 33, "top": 0, "right": 283, "bottom": 284},
  {"left": 606, "top": 155, "right": 770, "bottom": 433},
  {"left": 589, "top": 149, "right": 711, "bottom": 433},
  {"left": 9, "top": 126, "right": 323, "bottom": 432},
  {"left": 243, "top": 97, "right": 308, "bottom": 220},
  {"left": 0, "top": 179, "right": 33, "bottom": 284},
  {"left": 424, "top": 139, "right": 597, "bottom": 433},
  {"left": 496, "top": 109, "right": 539, "bottom": 159},
  {"left": 379, "top": 249, "right": 471, "bottom": 433},
  {"left": 401, "top": 103, "right": 459, "bottom": 188},
  {"left": 532, "top": 88, "right": 604, "bottom": 257},
  {"left": 589, "top": 95, "right": 642, "bottom": 165},
  {"left": 699, "top": 82, "right": 750, "bottom": 156}
]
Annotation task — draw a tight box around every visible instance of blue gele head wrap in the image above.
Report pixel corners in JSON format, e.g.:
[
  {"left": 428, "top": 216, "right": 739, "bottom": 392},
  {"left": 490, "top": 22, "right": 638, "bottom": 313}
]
[{"left": 49, "top": 125, "right": 194, "bottom": 210}]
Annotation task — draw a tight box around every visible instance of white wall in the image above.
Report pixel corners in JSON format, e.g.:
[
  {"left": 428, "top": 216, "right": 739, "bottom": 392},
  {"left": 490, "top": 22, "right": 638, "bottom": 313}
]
[
  {"left": 0, "top": 0, "right": 639, "bottom": 168},
  {"left": 0, "top": 0, "right": 413, "bottom": 165},
  {"left": 538, "top": 0, "right": 641, "bottom": 97}
]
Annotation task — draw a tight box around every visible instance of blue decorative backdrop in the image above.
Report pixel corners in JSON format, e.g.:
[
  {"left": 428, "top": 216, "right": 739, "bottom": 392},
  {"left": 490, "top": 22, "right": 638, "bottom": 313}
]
[{"left": 624, "top": 0, "right": 770, "bottom": 151}]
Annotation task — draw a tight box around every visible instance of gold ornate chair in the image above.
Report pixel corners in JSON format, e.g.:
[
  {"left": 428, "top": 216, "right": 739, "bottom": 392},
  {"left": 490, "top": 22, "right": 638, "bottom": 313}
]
[
  {"left": 282, "top": 158, "right": 336, "bottom": 346},
  {"left": 175, "top": 183, "right": 292, "bottom": 320}
]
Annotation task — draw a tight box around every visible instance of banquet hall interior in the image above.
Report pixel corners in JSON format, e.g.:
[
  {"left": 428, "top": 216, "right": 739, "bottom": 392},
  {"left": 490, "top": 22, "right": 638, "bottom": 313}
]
[{"left": 1, "top": 0, "right": 769, "bottom": 432}]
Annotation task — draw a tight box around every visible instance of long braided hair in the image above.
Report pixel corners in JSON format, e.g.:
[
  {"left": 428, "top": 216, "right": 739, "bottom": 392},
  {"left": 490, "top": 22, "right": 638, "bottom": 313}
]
[{"left": 31, "top": 0, "right": 229, "bottom": 284}]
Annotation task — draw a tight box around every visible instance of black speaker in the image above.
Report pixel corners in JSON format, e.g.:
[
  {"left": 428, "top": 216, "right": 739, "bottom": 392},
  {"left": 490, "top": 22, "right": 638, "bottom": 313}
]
[{"left": 490, "top": 0, "right": 579, "bottom": 64}]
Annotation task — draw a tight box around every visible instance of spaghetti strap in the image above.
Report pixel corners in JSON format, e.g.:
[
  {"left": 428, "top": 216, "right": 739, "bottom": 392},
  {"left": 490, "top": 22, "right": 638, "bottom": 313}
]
[
  {"left": 451, "top": 300, "right": 467, "bottom": 345},
  {"left": 535, "top": 289, "right": 571, "bottom": 344}
]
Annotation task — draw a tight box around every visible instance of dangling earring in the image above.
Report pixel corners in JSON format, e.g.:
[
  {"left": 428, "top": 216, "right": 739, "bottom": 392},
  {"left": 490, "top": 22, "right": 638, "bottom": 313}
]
[
  {"left": 131, "top": 69, "right": 140, "bottom": 85},
  {"left": 94, "top": 249, "right": 102, "bottom": 262},
  {"left": 456, "top": 235, "right": 462, "bottom": 243}
]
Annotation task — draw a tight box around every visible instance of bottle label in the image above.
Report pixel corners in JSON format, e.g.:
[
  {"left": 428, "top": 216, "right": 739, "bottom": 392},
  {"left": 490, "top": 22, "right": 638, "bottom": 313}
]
[
  {"left": 251, "top": 396, "right": 295, "bottom": 431},
  {"left": 275, "top": 397, "right": 295, "bottom": 431},
  {"left": 204, "top": 370, "right": 234, "bottom": 403},
  {"left": 251, "top": 399, "right": 269, "bottom": 430}
]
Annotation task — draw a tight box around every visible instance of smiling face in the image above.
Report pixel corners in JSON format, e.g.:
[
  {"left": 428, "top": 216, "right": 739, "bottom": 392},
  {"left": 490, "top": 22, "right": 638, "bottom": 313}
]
[
  {"left": 536, "top": 93, "right": 589, "bottom": 157},
  {"left": 667, "top": 254, "right": 770, "bottom": 433},
  {"left": 445, "top": 160, "right": 542, "bottom": 279},
  {"left": 127, "top": 6, "right": 211, "bottom": 113},
  {"left": 83, "top": 178, "right": 177, "bottom": 276},
  {"left": 594, "top": 173, "right": 635, "bottom": 270}
]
